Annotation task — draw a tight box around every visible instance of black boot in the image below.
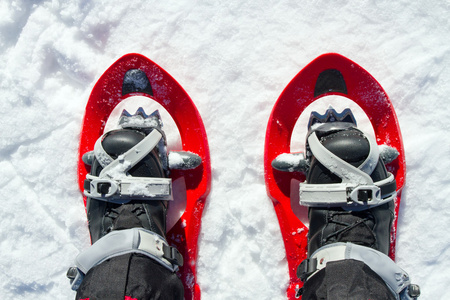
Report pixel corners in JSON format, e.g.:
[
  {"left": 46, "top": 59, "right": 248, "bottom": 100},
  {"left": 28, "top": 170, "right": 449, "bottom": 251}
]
[
  {"left": 295, "top": 108, "right": 419, "bottom": 300},
  {"left": 86, "top": 127, "right": 169, "bottom": 243},
  {"left": 69, "top": 109, "right": 184, "bottom": 300},
  {"left": 305, "top": 125, "right": 395, "bottom": 257}
]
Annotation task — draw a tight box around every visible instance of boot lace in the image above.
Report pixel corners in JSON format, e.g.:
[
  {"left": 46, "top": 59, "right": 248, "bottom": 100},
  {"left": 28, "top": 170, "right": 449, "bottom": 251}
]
[{"left": 323, "top": 211, "right": 377, "bottom": 248}]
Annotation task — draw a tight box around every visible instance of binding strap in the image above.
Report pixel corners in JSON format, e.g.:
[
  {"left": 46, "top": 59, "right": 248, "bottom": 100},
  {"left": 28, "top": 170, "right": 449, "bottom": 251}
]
[
  {"left": 297, "top": 243, "right": 420, "bottom": 300},
  {"left": 300, "top": 131, "right": 396, "bottom": 210},
  {"left": 67, "top": 228, "right": 183, "bottom": 291},
  {"left": 84, "top": 129, "right": 173, "bottom": 203}
]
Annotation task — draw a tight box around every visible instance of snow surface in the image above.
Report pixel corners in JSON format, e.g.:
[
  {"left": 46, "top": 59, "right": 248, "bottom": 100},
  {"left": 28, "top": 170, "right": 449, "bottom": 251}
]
[{"left": 1, "top": 1, "right": 449, "bottom": 299}]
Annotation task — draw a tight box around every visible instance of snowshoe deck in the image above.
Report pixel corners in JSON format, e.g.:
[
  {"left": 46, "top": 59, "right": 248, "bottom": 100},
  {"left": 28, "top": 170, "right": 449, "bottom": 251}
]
[
  {"left": 264, "top": 53, "right": 405, "bottom": 299},
  {"left": 78, "top": 53, "right": 211, "bottom": 300}
]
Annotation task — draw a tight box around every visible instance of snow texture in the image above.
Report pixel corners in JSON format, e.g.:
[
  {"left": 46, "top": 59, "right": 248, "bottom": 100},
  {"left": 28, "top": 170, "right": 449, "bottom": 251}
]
[{"left": 0, "top": 1, "right": 449, "bottom": 299}]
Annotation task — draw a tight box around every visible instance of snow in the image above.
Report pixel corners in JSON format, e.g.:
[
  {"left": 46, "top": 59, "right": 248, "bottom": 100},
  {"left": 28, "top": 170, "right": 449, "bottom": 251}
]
[
  {"left": 1, "top": 0, "right": 449, "bottom": 299},
  {"left": 168, "top": 152, "right": 186, "bottom": 169}
]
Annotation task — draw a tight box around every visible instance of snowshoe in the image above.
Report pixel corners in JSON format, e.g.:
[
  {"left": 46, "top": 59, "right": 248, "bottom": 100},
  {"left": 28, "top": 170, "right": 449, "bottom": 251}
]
[
  {"left": 70, "top": 54, "right": 211, "bottom": 300},
  {"left": 286, "top": 108, "right": 418, "bottom": 299},
  {"left": 264, "top": 53, "right": 407, "bottom": 299}
]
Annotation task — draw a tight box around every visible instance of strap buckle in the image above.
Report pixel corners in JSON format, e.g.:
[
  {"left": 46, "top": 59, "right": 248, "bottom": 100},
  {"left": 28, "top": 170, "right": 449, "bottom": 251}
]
[
  {"left": 67, "top": 267, "right": 84, "bottom": 291},
  {"left": 163, "top": 244, "right": 184, "bottom": 267},
  {"left": 297, "top": 257, "right": 317, "bottom": 282},
  {"left": 84, "top": 178, "right": 119, "bottom": 198},
  {"left": 346, "top": 185, "right": 381, "bottom": 205},
  {"left": 84, "top": 175, "right": 173, "bottom": 202}
]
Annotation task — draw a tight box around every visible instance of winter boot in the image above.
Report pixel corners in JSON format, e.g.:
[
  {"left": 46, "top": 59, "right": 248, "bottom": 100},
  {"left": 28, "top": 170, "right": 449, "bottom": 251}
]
[
  {"left": 68, "top": 109, "right": 186, "bottom": 300},
  {"left": 84, "top": 110, "right": 172, "bottom": 244},
  {"left": 292, "top": 108, "right": 420, "bottom": 299}
]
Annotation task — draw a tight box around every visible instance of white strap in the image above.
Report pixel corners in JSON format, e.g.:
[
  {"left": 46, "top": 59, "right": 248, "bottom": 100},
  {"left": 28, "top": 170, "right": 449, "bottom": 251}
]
[
  {"left": 299, "top": 173, "right": 396, "bottom": 209},
  {"left": 300, "top": 132, "right": 395, "bottom": 210},
  {"left": 84, "top": 174, "right": 172, "bottom": 202},
  {"left": 308, "top": 131, "right": 373, "bottom": 184},
  {"left": 358, "top": 132, "right": 380, "bottom": 175},
  {"left": 93, "top": 137, "right": 114, "bottom": 168},
  {"left": 100, "top": 129, "right": 162, "bottom": 178},
  {"left": 85, "top": 129, "right": 173, "bottom": 203},
  {"left": 307, "top": 243, "right": 412, "bottom": 299},
  {"left": 70, "top": 228, "right": 181, "bottom": 290}
]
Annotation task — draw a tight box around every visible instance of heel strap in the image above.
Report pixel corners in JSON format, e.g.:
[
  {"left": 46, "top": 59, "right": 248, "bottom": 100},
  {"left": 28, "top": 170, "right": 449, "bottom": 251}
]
[
  {"left": 68, "top": 228, "right": 183, "bottom": 291},
  {"left": 298, "top": 242, "right": 420, "bottom": 299}
]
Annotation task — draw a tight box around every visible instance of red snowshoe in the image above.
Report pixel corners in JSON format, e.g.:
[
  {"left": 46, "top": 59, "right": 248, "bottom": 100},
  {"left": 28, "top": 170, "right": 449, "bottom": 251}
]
[
  {"left": 77, "top": 54, "right": 211, "bottom": 300},
  {"left": 264, "top": 53, "right": 405, "bottom": 299}
]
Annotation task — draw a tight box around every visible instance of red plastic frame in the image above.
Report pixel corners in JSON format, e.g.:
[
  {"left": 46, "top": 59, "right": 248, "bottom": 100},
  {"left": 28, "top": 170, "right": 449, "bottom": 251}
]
[
  {"left": 264, "top": 53, "right": 405, "bottom": 299},
  {"left": 77, "top": 53, "right": 211, "bottom": 300}
]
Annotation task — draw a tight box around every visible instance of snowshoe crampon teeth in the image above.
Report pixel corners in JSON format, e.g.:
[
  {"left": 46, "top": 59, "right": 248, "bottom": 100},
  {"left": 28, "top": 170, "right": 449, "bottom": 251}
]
[
  {"left": 119, "top": 108, "right": 163, "bottom": 130},
  {"left": 308, "top": 107, "right": 357, "bottom": 130}
]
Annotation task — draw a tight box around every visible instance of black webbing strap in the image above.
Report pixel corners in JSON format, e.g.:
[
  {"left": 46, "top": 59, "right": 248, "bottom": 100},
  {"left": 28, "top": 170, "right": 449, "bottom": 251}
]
[{"left": 163, "top": 244, "right": 184, "bottom": 267}]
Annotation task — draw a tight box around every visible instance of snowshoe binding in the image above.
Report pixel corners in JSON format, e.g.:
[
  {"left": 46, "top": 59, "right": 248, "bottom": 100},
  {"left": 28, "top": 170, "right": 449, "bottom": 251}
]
[
  {"left": 279, "top": 108, "right": 418, "bottom": 299},
  {"left": 69, "top": 109, "right": 201, "bottom": 291}
]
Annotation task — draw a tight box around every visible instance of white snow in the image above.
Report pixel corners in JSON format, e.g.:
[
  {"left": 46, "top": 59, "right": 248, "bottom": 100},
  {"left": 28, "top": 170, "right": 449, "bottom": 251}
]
[
  {"left": 1, "top": 1, "right": 449, "bottom": 299},
  {"left": 168, "top": 152, "right": 186, "bottom": 169}
]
